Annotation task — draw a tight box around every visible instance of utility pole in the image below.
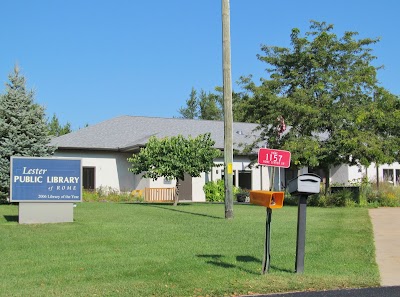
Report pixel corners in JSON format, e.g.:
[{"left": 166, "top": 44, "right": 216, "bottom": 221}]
[{"left": 222, "top": 0, "right": 233, "bottom": 219}]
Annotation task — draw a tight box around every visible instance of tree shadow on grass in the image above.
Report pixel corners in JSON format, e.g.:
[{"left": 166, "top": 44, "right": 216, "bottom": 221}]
[
  {"left": 236, "top": 255, "right": 294, "bottom": 273},
  {"left": 134, "top": 203, "right": 224, "bottom": 220},
  {"left": 3, "top": 215, "right": 18, "bottom": 222},
  {"left": 197, "top": 254, "right": 294, "bottom": 274},
  {"left": 197, "top": 254, "right": 260, "bottom": 275}
]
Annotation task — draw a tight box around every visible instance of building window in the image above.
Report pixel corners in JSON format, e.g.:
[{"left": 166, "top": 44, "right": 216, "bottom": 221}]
[
  {"left": 238, "top": 171, "right": 252, "bottom": 190},
  {"left": 383, "top": 169, "right": 394, "bottom": 183},
  {"left": 83, "top": 167, "right": 95, "bottom": 190}
]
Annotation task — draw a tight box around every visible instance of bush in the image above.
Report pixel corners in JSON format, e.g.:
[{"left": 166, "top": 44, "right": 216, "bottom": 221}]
[
  {"left": 325, "top": 189, "right": 352, "bottom": 207},
  {"left": 83, "top": 187, "right": 142, "bottom": 203},
  {"left": 331, "top": 186, "right": 360, "bottom": 203},
  {"left": 203, "top": 179, "right": 240, "bottom": 202},
  {"left": 235, "top": 188, "right": 250, "bottom": 202},
  {"left": 362, "top": 182, "right": 400, "bottom": 207},
  {"left": 285, "top": 190, "right": 354, "bottom": 208},
  {"left": 283, "top": 191, "right": 297, "bottom": 206}
]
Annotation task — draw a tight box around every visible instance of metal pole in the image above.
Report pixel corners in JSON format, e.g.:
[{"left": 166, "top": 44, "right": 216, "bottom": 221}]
[
  {"left": 262, "top": 207, "right": 272, "bottom": 274},
  {"left": 222, "top": 0, "right": 233, "bottom": 219},
  {"left": 270, "top": 167, "right": 276, "bottom": 191},
  {"left": 278, "top": 168, "right": 281, "bottom": 191},
  {"left": 295, "top": 195, "right": 307, "bottom": 273}
]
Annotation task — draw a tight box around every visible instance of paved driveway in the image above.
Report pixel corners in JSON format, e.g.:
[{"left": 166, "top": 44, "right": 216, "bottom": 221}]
[{"left": 369, "top": 207, "right": 400, "bottom": 286}]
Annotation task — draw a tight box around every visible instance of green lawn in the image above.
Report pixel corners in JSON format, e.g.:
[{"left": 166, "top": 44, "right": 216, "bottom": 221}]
[{"left": 0, "top": 203, "right": 379, "bottom": 297}]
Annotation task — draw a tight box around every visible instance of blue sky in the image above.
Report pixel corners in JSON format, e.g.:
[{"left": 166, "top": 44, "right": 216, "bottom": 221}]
[{"left": 1, "top": 1, "right": 398, "bottom": 130}]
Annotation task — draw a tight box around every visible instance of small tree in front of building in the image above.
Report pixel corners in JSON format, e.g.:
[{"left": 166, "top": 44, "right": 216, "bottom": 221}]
[
  {"left": 0, "top": 66, "right": 55, "bottom": 201},
  {"left": 127, "top": 133, "right": 221, "bottom": 206}
]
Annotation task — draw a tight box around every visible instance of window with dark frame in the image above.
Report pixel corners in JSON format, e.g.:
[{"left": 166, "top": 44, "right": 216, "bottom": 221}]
[
  {"left": 383, "top": 169, "right": 394, "bottom": 183},
  {"left": 83, "top": 167, "right": 95, "bottom": 190}
]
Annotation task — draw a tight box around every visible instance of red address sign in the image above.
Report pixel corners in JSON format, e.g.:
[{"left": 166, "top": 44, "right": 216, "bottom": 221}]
[{"left": 258, "top": 148, "right": 291, "bottom": 168}]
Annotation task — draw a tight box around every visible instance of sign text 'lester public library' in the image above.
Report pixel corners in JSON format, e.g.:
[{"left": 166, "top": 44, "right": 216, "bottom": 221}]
[{"left": 10, "top": 157, "right": 82, "bottom": 202}]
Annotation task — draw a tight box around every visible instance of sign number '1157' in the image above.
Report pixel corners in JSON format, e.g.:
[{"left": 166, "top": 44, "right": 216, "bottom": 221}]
[{"left": 258, "top": 148, "right": 291, "bottom": 168}]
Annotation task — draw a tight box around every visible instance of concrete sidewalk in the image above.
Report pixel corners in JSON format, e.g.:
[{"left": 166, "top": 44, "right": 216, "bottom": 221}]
[{"left": 369, "top": 208, "right": 400, "bottom": 286}]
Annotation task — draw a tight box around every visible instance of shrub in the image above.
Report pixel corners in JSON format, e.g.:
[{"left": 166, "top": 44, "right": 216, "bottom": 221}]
[
  {"left": 364, "top": 182, "right": 400, "bottom": 207},
  {"left": 235, "top": 188, "right": 250, "bottom": 202},
  {"left": 83, "top": 187, "right": 141, "bottom": 203},
  {"left": 308, "top": 193, "right": 327, "bottom": 207},
  {"left": 283, "top": 191, "right": 297, "bottom": 206},
  {"left": 203, "top": 179, "right": 240, "bottom": 202},
  {"left": 325, "top": 189, "right": 353, "bottom": 207},
  {"left": 284, "top": 191, "right": 327, "bottom": 207}
]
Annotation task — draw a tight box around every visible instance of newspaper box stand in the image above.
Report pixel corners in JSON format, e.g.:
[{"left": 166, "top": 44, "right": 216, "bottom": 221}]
[
  {"left": 287, "top": 173, "right": 321, "bottom": 273},
  {"left": 250, "top": 191, "right": 284, "bottom": 274}
]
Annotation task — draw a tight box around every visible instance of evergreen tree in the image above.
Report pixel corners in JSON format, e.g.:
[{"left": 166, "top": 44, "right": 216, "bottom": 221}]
[
  {"left": 0, "top": 66, "right": 55, "bottom": 201},
  {"left": 178, "top": 88, "right": 198, "bottom": 119},
  {"left": 178, "top": 87, "right": 252, "bottom": 122},
  {"left": 47, "top": 113, "right": 72, "bottom": 136},
  {"left": 198, "top": 90, "right": 223, "bottom": 121}
]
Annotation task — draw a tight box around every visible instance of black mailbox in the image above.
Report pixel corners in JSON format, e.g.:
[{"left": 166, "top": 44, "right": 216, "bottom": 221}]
[{"left": 288, "top": 173, "right": 321, "bottom": 196}]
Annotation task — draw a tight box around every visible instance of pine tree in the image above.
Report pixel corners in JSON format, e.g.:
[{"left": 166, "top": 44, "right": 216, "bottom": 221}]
[
  {"left": 178, "top": 88, "right": 198, "bottom": 119},
  {"left": 47, "top": 113, "right": 72, "bottom": 136},
  {"left": 0, "top": 66, "right": 55, "bottom": 201}
]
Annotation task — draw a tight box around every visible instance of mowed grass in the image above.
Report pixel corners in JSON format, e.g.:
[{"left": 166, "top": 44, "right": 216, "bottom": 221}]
[{"left": 0, "top": 203, "right": 379, "bottom": 297}]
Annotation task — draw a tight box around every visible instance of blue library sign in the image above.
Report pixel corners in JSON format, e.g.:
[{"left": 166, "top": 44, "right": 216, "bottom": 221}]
[{"left": 10, "top": 157, "right": 82, "bottom": 202}]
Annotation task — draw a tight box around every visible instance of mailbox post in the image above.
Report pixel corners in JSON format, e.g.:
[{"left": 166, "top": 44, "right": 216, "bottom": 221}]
[
  {"left": 250, "top": 190, "right": 284, "bottom": 274},
  {"left": 287, "top": 173, "right": 321, "bottom": 273}
]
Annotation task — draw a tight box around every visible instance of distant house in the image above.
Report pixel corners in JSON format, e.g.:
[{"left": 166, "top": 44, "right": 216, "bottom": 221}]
[
  {"left": 316, "top": 162, "right": 400, "bottom": 187},
  {"left": 50, "top": 115, "right": 400, "bottom": 202}
]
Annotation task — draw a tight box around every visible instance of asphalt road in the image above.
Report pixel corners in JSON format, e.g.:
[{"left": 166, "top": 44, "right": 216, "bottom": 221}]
[{"left": 244, "top": 286, "right": 400, "bottom": 297}]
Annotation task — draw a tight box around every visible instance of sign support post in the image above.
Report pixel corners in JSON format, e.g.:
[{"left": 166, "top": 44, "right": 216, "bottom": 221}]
[{"left": 262, "top": 207, "right": 272, "bottom": 274}]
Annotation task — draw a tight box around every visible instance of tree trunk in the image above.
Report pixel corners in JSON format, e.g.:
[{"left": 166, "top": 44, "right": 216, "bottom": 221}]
[
  {"left": 173, "top": 179, "right": 180, "bottom": 206},
  {"left": 376, "top": 165, "right": 380, "bottom": 190},
  {"left": 324, "top": 167, "right": 330, "bottom": 194}
]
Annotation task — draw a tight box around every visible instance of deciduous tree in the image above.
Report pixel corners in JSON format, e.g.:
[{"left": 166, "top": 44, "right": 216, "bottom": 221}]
[
  {"left": 242, "top": 21, "right": 394, "bottom": 190},
  {"left": 127, "top": 133, "right": 221, "bottom": 206}
]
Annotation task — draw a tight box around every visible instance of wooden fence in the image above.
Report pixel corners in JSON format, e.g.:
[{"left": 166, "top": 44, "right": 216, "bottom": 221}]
[{"left": 144, "top": 187, "right": 176, "bottom": 203}]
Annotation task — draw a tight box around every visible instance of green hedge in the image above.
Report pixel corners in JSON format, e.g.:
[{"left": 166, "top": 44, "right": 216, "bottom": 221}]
[{"left": 283, "top": 182, "right": 400, "bottom": 208}]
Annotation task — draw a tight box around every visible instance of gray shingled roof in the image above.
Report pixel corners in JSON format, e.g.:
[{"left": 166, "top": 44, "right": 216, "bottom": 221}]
[{"left": 50, "top": 115, "right": 260, "bottom": 152}]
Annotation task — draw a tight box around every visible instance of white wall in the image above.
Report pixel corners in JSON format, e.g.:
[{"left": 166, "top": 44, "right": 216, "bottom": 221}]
[
  {"left": 133, "top": 172, "right": 151, "bottom": 189},
  {"left": 330, "top": 162, "right": 400, "bottom": 186},
  {"left": 191, "top": 173, "right": 206, "bottom": 202},
  {"left": 54, "top": 150, "right": 135, "bottom": 192},
  {"left": 366, "top": 162, "right": 400, "bottom": 185},
  {"left": 330, "top": 165, "right": 350, "bottom": 185}
]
